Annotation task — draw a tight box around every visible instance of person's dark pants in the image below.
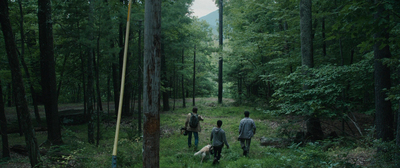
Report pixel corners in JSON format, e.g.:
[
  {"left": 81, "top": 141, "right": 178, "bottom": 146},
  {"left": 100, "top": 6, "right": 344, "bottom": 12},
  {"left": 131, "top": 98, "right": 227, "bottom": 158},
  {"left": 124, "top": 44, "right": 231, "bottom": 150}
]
[
  {"left": 187, "top": 131, "right": 198, "bottom": 148},
  {"left": 213, "top": 144, "right": 223, "bottom": 161},
  {"left": 239, "top": 138, "right": 251, "bottom": 155}
]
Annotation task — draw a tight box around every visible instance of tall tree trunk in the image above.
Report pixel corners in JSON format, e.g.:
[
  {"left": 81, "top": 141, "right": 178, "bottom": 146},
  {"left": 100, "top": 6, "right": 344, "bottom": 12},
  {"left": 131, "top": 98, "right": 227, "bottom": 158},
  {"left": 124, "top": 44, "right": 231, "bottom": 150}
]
[
  {"left": 374, "top": 0, "right": 393, "bottom": 142},
  {"left": 112, "top": 50, "right": 119, "bottom": 116},
  {"left": 95, "top": 36, "right": 102, "bottom": 147},
  {"left": 0, "top": 1, "right": 41, "bottom": 165},
  {"left": 0, "top": 80, "right": 10, "bottom": 158},
  {"left": 300, "top": 0, "right": 323, "bottom": 141},
  {"left": 396, "top": 66, "right": 400, "bottom": 167},
  {"left": 87, "top": 48, "right": 95, "bottom": 144},
  {"left": 95, "top": 36, "right": 103, "bottom": 112},
  {"left": 87, "top": 0, "right": 95, "bottom": 144},
  {"left": 181, "top": 48, "right": 186, "bottom": 108},
  {"left": 218, "top": 0, "right": 223, "bottom": 104},
  {"left": 143, "top": 0, "right": 161, "bottom": 166},
  {"left": 300, "top": 0, "right": 313, "bottom": 68},
  {"left": 38, "top": 0, "right": 62, "bottom": 145},
  {"left": 193, "top": 45, "right": 196, "bottom": 106},
  {"left": 18, "top": 0, "right": 42, "bottom": 126}
]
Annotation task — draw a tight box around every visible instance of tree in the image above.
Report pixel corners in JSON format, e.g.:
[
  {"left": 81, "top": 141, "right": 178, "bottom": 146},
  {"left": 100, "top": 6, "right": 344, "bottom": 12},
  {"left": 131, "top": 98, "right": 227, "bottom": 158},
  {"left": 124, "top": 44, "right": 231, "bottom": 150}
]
[
  {"left": 0, "top": 0, "right": 41, "bottom": 165},
  {"left": 181, "top": 48, "right": 186, "bottom": 108},
  {"left": 143, "top": 0, "right": 161, "bottom": 166},
  {"left": 0, "top": 80, "right": 10, "bottom": 158},
  {"left": 300, "top": 0, "right": 323, "bottom": 141},
  {"left": 193, "top": 45, "right": 196, "bottom": 106},
  {"left": 87, "top": 0, "right": 95, "bottom": 144},
  {"left": 218, "top": 0, "right": 223, "bottom": 104},
  {"left": 38, "top": 0, "right": 62, "bottom": 145},
  {"left": 373, "top": 0, "right": 393, "bottom": 142}
]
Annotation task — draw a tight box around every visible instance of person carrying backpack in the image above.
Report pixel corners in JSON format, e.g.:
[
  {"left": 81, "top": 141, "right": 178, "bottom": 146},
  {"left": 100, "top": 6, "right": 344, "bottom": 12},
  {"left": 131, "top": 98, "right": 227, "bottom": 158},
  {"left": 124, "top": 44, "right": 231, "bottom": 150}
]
[{"left": 185, "top": 107, "right": 204, "bottom": 150}]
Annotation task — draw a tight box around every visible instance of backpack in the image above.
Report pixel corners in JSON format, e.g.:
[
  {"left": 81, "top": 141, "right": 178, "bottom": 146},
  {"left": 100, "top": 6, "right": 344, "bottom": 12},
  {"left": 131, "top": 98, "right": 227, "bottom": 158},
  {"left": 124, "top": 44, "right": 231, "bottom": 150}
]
[{"left": 189, "top": 113, "right": 199, "bottom": 128}]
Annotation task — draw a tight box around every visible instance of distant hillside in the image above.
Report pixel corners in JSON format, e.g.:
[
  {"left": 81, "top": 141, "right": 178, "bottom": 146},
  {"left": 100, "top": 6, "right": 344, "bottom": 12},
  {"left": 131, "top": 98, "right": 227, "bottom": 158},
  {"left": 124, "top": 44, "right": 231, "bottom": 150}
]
[{"left": 200, "top": 10, "right": 218, "bottom": 35}]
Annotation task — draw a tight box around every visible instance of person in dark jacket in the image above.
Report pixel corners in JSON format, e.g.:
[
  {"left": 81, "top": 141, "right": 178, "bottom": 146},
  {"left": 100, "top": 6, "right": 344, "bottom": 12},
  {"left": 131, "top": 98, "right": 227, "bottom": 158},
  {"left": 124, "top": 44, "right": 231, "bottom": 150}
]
[
  {"left": 238, "top": 111, "right": 256, "bottom": 156},
  {"left": 185, "top": 107, "right": 204, "bottom": 149},
  {"left": 210, "top": 120, "right": 229, "bottom": 164}
]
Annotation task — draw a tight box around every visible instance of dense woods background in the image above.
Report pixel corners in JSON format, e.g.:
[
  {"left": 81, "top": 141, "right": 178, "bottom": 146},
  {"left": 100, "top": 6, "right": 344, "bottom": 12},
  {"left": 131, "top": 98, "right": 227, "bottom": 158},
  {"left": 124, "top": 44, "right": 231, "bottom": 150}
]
[{"left": 1, "top": 0, "right": 400, "bottom": 167}]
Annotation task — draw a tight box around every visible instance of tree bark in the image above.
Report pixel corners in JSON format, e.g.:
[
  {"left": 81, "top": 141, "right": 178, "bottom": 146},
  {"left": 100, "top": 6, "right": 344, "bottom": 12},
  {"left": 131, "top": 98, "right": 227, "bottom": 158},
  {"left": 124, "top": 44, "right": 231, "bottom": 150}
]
[
  {"left": 95, "top": 37, "right": 103, "bottom": 112},
  {"left": 0, "top": 0, "right": 41, "bottom": 165},
  {"left": 87, "top": 0, "right": 95, "bottom": 144},
  {"left": 112, "top": 49, "right": 119, "bottom": 116},
  {"left": 181, "top": 48, "right": 186, "bottom": 108},
  {"left": 218, "top": 57, "right": 223, "bottom": 103},
  {"left": 374, "top": 0, "right": 393, "bottom": 142},
  {"left": 193, "top": 45, "right": 196, "bottom": 106},
  {"left": 300, "top": 0, "right": 313, "bottom": 68},
  {"left": 218, "top": 0, "right": 223, "bottom": 104},
  {"left": 0, "top": 80, "right": 10, "bottom": 158},
  {"left": 87, "top": 48, "right": 95, "bottom": 144},
  {"left": 143, "top": 0, "right": 161, "bottom": 166},
  {"left": 38, "top": 0, "right": 62, "bottom": 145},
  {"left": 300, "top": 0, "right": 323, "bottom": 141}
]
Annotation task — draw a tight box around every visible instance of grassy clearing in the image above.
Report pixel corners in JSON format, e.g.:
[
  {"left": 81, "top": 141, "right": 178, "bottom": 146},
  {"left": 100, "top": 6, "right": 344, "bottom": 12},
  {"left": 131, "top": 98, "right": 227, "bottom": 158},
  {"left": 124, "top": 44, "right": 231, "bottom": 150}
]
[{"left": 0, "top": 98, "right": 395, "bottom": 167}]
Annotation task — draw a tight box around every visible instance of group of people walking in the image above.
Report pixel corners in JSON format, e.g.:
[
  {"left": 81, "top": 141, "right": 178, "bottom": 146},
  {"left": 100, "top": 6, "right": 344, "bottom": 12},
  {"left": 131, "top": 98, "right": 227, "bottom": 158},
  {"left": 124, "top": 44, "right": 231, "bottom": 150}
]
[{"left": 184, "top": 107, "right": 257, "bottom": 164}]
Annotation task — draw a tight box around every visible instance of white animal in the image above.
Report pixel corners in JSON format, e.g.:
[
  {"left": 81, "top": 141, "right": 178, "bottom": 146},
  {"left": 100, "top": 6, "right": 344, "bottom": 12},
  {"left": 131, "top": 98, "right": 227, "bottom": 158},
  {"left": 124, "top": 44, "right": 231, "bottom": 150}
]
[{"left": 194, "top": 144, "right": 213, "bottom": 163}]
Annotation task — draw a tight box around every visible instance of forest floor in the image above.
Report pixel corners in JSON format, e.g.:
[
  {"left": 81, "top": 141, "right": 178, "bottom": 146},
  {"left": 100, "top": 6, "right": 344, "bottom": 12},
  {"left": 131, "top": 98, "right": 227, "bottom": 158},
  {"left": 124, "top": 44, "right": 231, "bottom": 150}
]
[{"left": 0, "top": 98, "right": 379, "bottom": 167}]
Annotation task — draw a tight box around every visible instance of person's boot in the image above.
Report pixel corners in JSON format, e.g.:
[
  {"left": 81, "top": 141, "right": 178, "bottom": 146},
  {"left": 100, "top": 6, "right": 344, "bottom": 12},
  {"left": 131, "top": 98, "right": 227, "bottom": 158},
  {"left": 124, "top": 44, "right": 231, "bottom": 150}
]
[{"left": 213, "top": 157, "right": 218, "bottom": 164}]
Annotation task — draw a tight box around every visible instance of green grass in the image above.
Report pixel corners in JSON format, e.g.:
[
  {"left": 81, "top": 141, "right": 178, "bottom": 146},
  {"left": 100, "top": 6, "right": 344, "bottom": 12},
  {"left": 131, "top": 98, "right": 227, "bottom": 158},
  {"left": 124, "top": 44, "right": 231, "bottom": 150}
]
[{"left": 1, "top": 98, "right": 396, "bottom": 167}]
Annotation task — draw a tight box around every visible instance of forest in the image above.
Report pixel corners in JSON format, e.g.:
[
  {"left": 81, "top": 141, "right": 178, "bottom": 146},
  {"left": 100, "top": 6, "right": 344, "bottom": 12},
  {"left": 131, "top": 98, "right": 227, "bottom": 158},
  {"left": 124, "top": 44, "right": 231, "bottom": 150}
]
[{"left": 1, "top": 0, "right": 400, "bottom": 167}]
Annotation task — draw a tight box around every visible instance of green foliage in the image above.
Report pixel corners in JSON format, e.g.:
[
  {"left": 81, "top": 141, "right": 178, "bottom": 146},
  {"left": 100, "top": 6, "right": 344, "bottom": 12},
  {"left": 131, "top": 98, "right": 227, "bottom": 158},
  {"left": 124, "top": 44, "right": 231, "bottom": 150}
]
[
  {"left": 2, "top": 101, "right": 395, "bottom": 167},
  {"left": 270, "top": 53, "right": 374, "bottom": 118}
]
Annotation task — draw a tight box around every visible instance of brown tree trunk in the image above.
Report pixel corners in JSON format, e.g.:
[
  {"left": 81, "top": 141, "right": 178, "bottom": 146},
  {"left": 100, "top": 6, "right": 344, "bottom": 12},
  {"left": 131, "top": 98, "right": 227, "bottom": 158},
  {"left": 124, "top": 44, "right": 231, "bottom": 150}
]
[
  {"left": 0, "top": 80, "right": 10, "bottom": 158},
  {"left": 87, "top": 0, "right": 95, "bottom": 144},
  {"left": 300, "top": 0, "right": 323, "bottom": 141},
  {"left": 95, "top": 37, "right": 103, "bottom": 112},
  {"left": 193, "top": 45, "right": 196, "bottom": 106},
  {"left": 374, "top": 0, "right": 393, "bottom": 142},
  {"left": 38, "top": 0, "right": 63, "bottom": 145},
  {"left": 181, "top": 48, "right": 186, "bottom": 108},
  {"left": 143, "top": 0, "right": 161, "bottom": 166},
  {"left": 0, "top": 0, "right": 41, "bottom": 165},
  {"left": 218, "top": 0, "right": 223, "bottom": 104}
]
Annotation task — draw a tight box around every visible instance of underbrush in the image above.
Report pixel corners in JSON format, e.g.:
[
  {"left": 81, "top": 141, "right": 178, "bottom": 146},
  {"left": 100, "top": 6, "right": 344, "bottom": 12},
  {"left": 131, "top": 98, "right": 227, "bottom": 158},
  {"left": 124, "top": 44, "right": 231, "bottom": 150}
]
[{"left": 1, "top": 99, "right": 398, "bottom": 167}]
